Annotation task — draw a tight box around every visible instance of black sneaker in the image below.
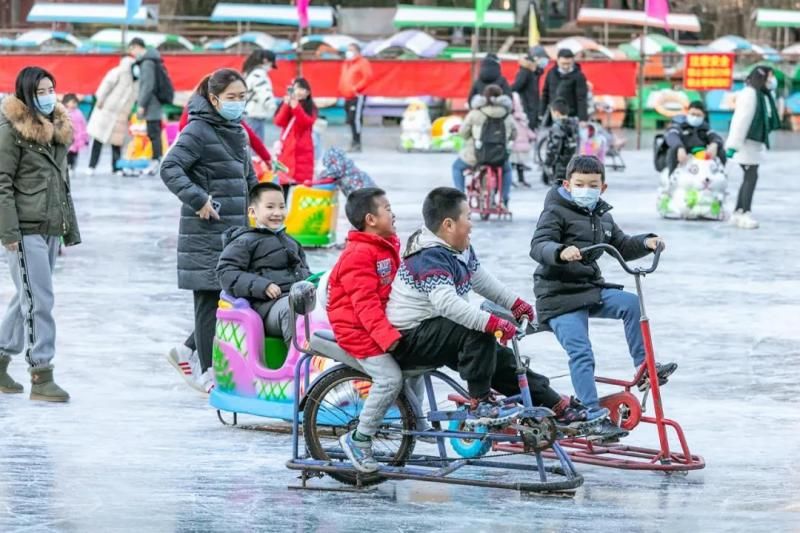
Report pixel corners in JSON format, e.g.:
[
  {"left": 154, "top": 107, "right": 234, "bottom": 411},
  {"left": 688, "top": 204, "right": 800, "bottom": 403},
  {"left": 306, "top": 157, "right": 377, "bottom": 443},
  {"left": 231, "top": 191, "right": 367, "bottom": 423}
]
[
  {"left": 554, "top": 397, "right": 608, "bottom": 435},
  {"left": 636, "top": 362, "right": 678, "bottom": 392},
  {"left": 586, "top": 419, "right": 629, "bottom": 443},
  {"left": 348, "top": 143, "right": 362, "bottom": 153},
  {"left": 465, "top": 397, "right": 520, "bottom": 428}
]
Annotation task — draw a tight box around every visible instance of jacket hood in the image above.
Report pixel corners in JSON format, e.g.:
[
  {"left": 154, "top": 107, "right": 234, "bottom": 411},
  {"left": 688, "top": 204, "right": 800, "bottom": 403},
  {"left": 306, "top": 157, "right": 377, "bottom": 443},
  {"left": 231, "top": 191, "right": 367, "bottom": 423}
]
[
  {"left": 142, "top": 48, "right": 161, "bottom": 61},
  {"left": 0, "top": 95, "right": 73, "bottom": 146},
  {"left": 478, "top": 56, "right": 502, "bottom": 83},
  {"left": 549, "top": 185, "right": 612, "bottom": 216},
  {"left": 221, "top": 225, "right": 285, "bottom": 247},
  {"left": 187, "top": 93, "right": 233, "bottom": 127},
  {"left": 469, "top": 94, "right": 512, "bottom": 117},
  {"left": 403, "top": 227, "right": 469, "bottom": 261}
]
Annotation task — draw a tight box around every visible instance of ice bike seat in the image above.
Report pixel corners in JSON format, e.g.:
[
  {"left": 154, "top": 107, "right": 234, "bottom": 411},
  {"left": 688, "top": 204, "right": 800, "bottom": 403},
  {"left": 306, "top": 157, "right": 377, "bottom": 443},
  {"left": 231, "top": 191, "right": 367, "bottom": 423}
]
[
  {"left": 309, "top": 330, "right": 436, "bottom": 378},
  {"left": 479, "top": 300, "right": 552, "bottom": 334}
]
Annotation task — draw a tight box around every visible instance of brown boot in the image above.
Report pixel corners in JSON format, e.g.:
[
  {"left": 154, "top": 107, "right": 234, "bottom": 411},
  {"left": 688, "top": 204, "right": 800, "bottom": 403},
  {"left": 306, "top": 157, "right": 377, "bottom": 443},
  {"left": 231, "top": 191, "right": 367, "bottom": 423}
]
[
  {"left": 0, "top": 354, "right": 24, "bottom": 393},
  {"left": 30, "top": 365, "right": 70, "bottom": 402}
]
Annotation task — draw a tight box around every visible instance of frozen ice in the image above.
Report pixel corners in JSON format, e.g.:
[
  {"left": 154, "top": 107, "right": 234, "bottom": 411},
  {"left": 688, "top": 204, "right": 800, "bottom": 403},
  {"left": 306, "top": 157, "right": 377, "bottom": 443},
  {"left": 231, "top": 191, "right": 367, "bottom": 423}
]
[{"left": 1, "top": 126, "right": 798, "bottom": 531}]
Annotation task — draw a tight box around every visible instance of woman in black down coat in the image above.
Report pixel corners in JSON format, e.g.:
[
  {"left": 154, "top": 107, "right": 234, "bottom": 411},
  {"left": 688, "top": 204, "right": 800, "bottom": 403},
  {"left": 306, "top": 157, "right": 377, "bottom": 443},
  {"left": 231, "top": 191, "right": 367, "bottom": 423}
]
[{"left": 161, "top": 68, "right": 257, "bottom": 389}]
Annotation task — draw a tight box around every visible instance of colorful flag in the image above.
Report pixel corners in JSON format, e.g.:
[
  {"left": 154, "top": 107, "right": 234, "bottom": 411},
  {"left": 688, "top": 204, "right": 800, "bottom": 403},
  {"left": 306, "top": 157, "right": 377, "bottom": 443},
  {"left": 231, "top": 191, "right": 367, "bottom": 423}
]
[
  {"left": 297, "top": 0, "right": 311, "bottom": 29},
  {"left": 645, "top": 0, "right": 669, "bottom": 29},
  {"left": 475, "top": 0, "right": 492, "bottom": 28},
  {"left": 528, "top": 3, "right": 540, "bottom": 46}
]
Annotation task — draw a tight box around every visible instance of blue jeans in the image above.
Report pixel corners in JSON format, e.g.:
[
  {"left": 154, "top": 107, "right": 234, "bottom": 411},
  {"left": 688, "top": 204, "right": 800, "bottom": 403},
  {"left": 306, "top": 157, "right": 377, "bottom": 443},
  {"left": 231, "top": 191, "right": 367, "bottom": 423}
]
[
  {"left": 548, "top": 289, "right": 646, "bottom": 409},
  {"left": 451, "top": 158, "right": 512, "bottom": 205},
  {"left": 245, "top": 117, "right": 267, "bottom": 141}
]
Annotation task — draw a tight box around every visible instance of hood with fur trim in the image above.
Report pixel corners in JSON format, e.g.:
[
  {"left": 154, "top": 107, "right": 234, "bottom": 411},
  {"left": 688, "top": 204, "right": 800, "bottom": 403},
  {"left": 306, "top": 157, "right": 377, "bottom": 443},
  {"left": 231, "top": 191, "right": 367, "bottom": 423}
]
[{"left": 0, "top": 95, "right": 73, "bottom": 147}]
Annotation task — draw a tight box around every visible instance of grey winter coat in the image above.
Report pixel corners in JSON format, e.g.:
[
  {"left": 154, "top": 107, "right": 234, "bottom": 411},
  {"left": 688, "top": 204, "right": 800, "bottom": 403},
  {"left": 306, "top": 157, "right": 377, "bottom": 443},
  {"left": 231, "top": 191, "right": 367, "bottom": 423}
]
[
  {"left": 458, "top": 94, "right": 517, "bottom": 167},
  {"left": 216, "top": 226, "right": 310, "bottom": 320},
  {"left": 530, "top": 187, "right": 654, "bottom": 322},
  {"left": 135, "top": 48, "right": 164, "bottom": 121},
  {"left": 161, "top": 94, "right": 257, "bottom": 291}
]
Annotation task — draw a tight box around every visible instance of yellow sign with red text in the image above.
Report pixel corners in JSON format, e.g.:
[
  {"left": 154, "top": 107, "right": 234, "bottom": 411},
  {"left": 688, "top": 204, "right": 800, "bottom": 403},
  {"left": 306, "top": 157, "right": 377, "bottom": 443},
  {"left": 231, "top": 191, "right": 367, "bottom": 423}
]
[{"left": 683, "top": 53, "right": 735, "bottom": 91}]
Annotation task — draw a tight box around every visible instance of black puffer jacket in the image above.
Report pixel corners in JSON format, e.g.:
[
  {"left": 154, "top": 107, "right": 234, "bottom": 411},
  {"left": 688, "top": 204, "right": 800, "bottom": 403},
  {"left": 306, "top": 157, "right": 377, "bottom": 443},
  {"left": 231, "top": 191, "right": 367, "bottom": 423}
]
[
  {"left": 530, "top": 187, "right": 655, "bottom": 322},
  {"left": 468, "top": 55, "right": 512, "bottom": 103},
  {"left": 541, "top": 64, "right": 589, "bottom": 121},
  {"left": 511, "top": 66, "right": 544, "bottom": 129},
  {"left": 216, "top": 226, "right": 310, "bottom": 319},
  {"left": 161, "top": 94, "right": 257, "bottom": 291}
]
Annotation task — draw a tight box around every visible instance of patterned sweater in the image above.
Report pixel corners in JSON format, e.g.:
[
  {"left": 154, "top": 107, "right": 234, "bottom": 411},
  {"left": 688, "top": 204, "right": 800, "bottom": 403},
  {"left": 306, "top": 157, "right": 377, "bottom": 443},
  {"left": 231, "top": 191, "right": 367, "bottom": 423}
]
[{"left": 386, "top": 228, "right": 518, "bottom": 332}]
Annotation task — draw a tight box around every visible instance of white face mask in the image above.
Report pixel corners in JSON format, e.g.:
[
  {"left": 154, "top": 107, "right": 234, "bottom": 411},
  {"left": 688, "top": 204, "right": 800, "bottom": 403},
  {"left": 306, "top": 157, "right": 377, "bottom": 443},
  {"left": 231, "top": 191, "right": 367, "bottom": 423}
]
[
  {"left": 686, "top": 115, "right": 704, "bottom": 128},
  {"left": 345, "top": 50, "right": 356, "bottom": 60},
  {"left": 767, "top": 77, "right": 778, "bottom": 91}
]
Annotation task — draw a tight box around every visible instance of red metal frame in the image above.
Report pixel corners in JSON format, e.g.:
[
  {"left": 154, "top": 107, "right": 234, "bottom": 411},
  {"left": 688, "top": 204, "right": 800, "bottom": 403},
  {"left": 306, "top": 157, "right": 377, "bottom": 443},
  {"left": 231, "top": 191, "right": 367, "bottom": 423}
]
[
  {"left": 467, "top": 166, "right": 511, "bottom": 221},
  {"left": 494, "top": 316, "right": 705, "bottom": 472}
]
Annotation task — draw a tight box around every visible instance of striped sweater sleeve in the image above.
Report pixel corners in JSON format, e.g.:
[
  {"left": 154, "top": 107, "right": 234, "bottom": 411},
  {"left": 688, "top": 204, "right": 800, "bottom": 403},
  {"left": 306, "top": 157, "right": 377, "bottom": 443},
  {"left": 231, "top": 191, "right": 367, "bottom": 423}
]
[{"left": 429, "top": 284, "right": 491, "bottom": 332}]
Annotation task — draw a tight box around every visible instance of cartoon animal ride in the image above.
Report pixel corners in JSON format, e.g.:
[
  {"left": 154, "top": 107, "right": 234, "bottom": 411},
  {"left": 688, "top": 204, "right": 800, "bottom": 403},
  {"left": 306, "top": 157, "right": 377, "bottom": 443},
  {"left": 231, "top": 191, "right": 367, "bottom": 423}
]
[
  {"left": 400, "top": 99, "right": 432, "bottom": 151},
  {"left": 657, "top": 149, "right": 728, "bottom": 220}
]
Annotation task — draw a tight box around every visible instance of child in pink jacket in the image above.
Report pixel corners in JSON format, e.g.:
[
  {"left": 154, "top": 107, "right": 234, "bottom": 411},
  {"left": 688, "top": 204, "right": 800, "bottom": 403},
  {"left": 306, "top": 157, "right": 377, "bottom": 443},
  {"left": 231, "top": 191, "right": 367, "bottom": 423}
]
[
  {"left": 63, "top": 94, "right": 89, "bottom": 171},
  {"left": 510, "top": 92, "right": 536, "bottom": 188}
]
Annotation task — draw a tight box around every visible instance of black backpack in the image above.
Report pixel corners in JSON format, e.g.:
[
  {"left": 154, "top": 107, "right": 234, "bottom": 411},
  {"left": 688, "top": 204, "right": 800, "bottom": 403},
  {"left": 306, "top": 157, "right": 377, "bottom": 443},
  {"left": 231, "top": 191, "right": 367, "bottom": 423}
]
[
  {"left": 475, "top": 111, "right": 508, "bottom": 167},
  {"left": 140, "top": 58, "right": 175, "bottom": 105}
]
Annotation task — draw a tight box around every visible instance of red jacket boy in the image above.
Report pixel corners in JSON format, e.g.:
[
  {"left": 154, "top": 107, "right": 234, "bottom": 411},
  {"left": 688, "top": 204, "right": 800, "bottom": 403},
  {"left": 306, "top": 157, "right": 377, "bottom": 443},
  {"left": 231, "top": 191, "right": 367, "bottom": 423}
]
[{"left": 327, "top": 231, "right": 401, "bottom": 358}]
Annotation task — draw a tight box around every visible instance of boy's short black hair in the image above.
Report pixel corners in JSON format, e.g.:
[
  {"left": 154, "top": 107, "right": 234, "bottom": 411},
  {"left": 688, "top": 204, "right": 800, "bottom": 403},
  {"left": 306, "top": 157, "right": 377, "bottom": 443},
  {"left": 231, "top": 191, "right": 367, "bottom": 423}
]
[
  {"left": 62, "top": 93, "right": 79, "bottom": 105},
  {"left": 550, "top": 97, "right": 569, "bottom": 115},
  {"left": 422, "top": 187, "right": 467, "bottom": 233},
  {"left": 128, "top": 37, "right": 146, "bottom": 49},
  {"left": 566, "top": 155, "right": 606, "bottom": 183},
  {"left": 249, "top": 182, "right": 283, "bottom": 205},
  {"left": 688, "top": 100, "right": 706, "bottom": 114},
  {"left": 345, "top": 187, "right": 386, "bottom": 231}
]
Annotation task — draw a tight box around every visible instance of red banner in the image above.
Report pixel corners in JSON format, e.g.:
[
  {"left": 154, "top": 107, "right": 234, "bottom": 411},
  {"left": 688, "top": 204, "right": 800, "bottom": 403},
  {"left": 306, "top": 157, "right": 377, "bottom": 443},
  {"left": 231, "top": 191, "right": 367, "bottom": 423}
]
[
  {"left": 0, "top": 55, "right": 638, "bottom": 98},
  {"left": 683, "top": 53, "right": 734, "bottom": 91}
]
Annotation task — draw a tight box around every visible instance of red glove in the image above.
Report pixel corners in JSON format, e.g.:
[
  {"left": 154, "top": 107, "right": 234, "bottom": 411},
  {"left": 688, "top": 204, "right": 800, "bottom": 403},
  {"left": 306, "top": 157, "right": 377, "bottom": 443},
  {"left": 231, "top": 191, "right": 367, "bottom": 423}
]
[
  {"left": 511, "top": 298, "right": 535, "bottom": 322},
  {"left": 485, "top": 315, "right": 517, "bottom": 343}
]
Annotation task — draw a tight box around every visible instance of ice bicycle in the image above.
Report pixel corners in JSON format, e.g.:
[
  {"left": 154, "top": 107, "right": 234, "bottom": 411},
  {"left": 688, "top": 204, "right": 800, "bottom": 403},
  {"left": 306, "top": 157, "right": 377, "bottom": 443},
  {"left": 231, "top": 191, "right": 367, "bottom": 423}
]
[
  {"left": 489, "top": 243, "right": 705, "bottom": 473},
  {"left": 465, "top": 165, "right": 512, "bottom": 221},
  {"left": 283, "top": 282, "right": 584, "bottom": 494}
]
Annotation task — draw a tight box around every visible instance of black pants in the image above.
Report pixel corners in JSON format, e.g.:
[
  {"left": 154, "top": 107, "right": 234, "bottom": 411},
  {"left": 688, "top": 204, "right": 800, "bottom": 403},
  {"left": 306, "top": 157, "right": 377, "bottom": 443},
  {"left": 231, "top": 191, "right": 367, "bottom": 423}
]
[
  {"left": 146, "top": 120, "right": 163, "bottom": 161},
  {"left": 735, "top": 164, "right": 759, "bottom": 213},
  {"left": 393, "top": 317, "right": 561, "bottom": 407},
  {"left": 88, "top": 139, "right": 122, "bottom": 172},
  {"left": 666, "top": 144, "right": 726, "bottom": 175},
  {"left": 67, "top": 151, "right": 78, "bottom": 170},
  {"left": 190, "top": 290, "right": 220, "bottom": 372},
  {"left": 345, "top": 95, "right": 365, "bottom": 145}
]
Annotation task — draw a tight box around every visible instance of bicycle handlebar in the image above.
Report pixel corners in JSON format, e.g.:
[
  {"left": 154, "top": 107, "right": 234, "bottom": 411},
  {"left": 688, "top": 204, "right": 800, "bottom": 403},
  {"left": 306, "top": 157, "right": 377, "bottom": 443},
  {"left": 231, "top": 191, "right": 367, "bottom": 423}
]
[{"left": 578, "top": 242, "right": 663, "bottom": 275}]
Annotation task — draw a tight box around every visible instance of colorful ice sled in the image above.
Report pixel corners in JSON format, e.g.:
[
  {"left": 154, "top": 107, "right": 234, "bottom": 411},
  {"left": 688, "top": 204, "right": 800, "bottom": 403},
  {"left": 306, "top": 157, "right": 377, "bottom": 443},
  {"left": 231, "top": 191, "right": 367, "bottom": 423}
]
[
  {"left": 285, "top": 184, "right": 339, "bottom": 247},
  {"left": 657, "top": 151, "right": 728, "bottom": 220}
]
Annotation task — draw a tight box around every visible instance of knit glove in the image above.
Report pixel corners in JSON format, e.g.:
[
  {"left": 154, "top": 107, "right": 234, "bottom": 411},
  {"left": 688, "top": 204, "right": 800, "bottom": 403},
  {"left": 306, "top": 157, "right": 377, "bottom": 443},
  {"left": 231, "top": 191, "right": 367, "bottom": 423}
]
[
  {"left": 511, "top": 298, "right": 535, "bottom": 322},
  {"left": 485, "top": 315, "right": 517, "bottom": 344}
]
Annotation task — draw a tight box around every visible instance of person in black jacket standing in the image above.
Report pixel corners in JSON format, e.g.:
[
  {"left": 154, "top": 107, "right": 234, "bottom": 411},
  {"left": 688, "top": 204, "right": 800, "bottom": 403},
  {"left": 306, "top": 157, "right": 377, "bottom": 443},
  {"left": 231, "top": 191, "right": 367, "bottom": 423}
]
[
  {"left": 540, "top": 49, "right": 589, "bottom": 125},
  {"left": 511, "top": 46, "right": 549, "bottom": 130},
  {"left": 661, "top": 101, "right": 725, "bottom": 174},
  {"left": 467, "top": 53, "right": 511, "bottom": 105},
  {"left": 161, "top": 69, "right": 257, "bottom": 392}
]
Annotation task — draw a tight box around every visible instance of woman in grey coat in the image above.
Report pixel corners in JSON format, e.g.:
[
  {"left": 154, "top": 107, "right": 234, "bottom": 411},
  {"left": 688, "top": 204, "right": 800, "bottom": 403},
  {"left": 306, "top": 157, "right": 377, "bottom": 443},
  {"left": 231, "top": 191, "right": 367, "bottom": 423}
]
[{"left": 161, "top": 69, "right": 257, "bottom": 390}]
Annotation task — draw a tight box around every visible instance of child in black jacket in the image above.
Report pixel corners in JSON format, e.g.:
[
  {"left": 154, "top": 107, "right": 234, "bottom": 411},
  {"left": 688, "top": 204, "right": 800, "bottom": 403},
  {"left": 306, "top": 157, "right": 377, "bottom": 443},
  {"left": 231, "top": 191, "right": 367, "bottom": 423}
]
[
  {"left": 530, "top": 155, "right": 677, "bottom": 440},
  {"left": 217, "top": 182, "right": 311, "bottom": 345}
]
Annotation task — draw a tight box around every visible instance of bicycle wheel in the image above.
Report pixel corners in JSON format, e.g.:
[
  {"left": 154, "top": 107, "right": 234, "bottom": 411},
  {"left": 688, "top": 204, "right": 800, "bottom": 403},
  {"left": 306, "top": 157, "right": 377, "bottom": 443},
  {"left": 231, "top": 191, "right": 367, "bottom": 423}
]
[
  {"left": 536, "top": 136, "right": 548, "bottom": 167},
  {"left": 303, "top": 367, "right": 416, "bottom": 486}
]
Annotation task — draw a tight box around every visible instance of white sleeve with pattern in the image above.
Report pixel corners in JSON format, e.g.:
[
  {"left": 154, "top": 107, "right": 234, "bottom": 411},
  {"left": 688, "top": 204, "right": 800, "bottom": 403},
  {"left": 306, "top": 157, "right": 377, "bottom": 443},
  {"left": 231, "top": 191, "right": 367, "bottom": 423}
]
[
  {"left": 428, "top": 284, "right": 491, "bottom": 332},
  {"left": 471, "top": 266, "right": 518, "bottom": 310}
]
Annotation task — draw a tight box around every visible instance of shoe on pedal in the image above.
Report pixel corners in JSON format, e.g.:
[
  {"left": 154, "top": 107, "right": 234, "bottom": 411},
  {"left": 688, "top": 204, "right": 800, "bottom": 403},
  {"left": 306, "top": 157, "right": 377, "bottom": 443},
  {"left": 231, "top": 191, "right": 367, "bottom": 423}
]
[
  {"left": 587, "top": 419, "right": 629, "bottom": 443},
  {"left": 466, "top": 396, "right": 520, "bottom": 427},
  {"left": 553, "top": 396, "right": 608, "bottom": 434},
  {"left": 339, "top": 430, "right": 379, "bottom": 473},
  {"left": 636, "top": 361, "right": 678, "bottom": 391}
]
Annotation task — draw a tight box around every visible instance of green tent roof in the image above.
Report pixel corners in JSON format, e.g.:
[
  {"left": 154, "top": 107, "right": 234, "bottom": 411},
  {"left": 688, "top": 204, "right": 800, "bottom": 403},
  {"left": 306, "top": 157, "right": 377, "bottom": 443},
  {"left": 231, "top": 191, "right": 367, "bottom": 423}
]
[{"left": 393, "top": 5, "right": 515, "bottom": 30}]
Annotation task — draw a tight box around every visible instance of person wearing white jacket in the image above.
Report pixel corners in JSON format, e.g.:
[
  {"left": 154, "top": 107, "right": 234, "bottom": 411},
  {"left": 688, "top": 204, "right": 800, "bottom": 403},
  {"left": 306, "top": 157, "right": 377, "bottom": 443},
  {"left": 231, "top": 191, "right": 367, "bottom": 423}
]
[
  {"left": 725, "top": 66, "right": 780, "bottom": 229},
  {"left": 85, "top": 56, "right": 138, "bottom": 175},
  {"left": 242, "top": 50, "right": 277, "bottom": 141}
]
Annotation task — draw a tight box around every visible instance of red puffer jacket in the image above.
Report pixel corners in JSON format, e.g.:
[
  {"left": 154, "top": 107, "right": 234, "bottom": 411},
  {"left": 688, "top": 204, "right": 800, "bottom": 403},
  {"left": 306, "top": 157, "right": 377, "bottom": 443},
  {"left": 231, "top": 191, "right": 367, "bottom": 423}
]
[
  {"left": 274, "top": 102, "right": 316, "bottom": 185},
  {"left": 327, "top": 231, "right": 402, "bottom": 358}
]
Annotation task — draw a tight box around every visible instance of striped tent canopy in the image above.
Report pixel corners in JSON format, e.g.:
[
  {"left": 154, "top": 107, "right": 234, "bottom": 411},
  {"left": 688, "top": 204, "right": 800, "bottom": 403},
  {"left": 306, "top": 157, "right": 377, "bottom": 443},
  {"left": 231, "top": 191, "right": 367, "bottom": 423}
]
[
  {"left": 393, "top": 4, "right": 515, "bottom": 30},
  {"left": 363, "top": 30, "right": 448, "bottom": 59},
  {"left": 551, "top": 36, "right": 620, "bottom": 60},
  {"left": 618, "top": 34, "right": 684, "bottom": 59},
  {"left": 210, "top": 3, "right": 334, "bottom": 29},
  {"left": 300, "top": 34, "right": 361, "bottom": 53},
  {"left": 708, "top": 35, "right": 782, "bottom": 62},
  {"left": 79, "top": 29, "right": 195, "bottom": 52}
]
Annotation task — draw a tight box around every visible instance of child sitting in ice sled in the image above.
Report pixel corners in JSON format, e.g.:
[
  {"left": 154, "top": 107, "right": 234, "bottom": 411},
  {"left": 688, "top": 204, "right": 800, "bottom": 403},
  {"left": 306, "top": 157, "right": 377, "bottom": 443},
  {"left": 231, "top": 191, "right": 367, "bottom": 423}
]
[{"left": 319, "top": 147, "right": 376, "bottom": 197}]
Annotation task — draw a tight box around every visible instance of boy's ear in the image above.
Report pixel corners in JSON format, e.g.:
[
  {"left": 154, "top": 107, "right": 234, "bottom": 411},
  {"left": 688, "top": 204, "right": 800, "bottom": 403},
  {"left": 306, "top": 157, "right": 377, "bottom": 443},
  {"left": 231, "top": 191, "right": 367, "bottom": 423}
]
[
  {"left": 601, "top": 183, "right": 608, "bottom": 194},
  {"left": 247, "top": 205, "right": 256, "bottom": 216},
  {"left": 364, "top": 212, "right": 376, "bottom": 227}
]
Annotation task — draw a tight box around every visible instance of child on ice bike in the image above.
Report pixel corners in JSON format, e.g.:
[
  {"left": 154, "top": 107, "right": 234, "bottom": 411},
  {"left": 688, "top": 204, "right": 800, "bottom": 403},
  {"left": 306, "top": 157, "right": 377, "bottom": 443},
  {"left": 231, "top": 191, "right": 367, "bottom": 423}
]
[
  {"left": 386, "top": 187, "right": 604, "bottom": 430},
  {"left": 216, "top": 182, "right": 311, "bottom": 346},
  {"left": 326, "top": 188, "right": 404, "bottom": 473},
  {"left": 530, "top": 155, "right": 678, "bottom": 440}
]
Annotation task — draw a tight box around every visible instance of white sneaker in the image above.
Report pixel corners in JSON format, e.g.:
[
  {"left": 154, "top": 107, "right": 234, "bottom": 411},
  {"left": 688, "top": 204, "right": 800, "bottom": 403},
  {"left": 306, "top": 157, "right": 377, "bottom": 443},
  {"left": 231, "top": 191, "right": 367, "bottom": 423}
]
[
  {"left": 167, "top": 345, "right": 206, "bottom": 393},
  {"left": 145, "top": 160, "right": 160, "bottom": 176},
  {"left": 113, "top": 170, "right": 124, "bottom": 177},
  {"left": 84, "top": 168, "right": 95, "bottom": 177},
  {"left": 737, "top": 212, "right": 759, "bottom": 229},
  {"left": 729, "top": 209, "right": 743, "bottom": 225},
  {"left": 198, "top": 369, "right": 216, "bottom": 395}
]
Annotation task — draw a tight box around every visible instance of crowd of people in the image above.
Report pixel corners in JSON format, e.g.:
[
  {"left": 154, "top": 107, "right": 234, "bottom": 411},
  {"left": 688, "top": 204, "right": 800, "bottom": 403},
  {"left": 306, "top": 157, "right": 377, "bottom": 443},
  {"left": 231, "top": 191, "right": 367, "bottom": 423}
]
[{"left": 0, "top": 38, "right": 782, "bottom": 431}]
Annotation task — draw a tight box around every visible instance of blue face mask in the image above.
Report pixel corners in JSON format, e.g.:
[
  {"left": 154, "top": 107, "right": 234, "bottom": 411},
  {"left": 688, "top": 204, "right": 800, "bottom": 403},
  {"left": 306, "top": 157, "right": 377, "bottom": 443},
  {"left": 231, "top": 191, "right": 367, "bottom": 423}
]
[
  {"left": 570, "top": 187, "right": 601, "bottom": 210},
  {"left": 35, "top": 93, "right": 57, "bottom": 116},
  {"left": 686, "top": 115, "right": 704, "bottom": 128},
  {"left": 217, "top": 100, "right": 245, "bottom": 121}
]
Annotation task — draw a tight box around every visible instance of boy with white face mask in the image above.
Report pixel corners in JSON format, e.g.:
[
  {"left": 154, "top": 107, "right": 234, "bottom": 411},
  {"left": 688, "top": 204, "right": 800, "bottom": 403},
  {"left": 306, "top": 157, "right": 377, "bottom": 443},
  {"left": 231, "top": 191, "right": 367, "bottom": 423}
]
[
  {"left": 530, "top": 155, "right": 677, "bottom": 442},
  {"left": 663, "top": 100, "right": 725, "bottom": 174}
]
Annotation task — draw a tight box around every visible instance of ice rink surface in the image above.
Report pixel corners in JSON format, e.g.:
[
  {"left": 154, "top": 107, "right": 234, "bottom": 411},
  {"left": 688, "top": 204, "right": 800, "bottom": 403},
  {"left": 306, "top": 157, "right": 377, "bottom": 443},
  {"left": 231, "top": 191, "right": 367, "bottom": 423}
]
[{"left": 1, "top": 126, "right": 798, "bottom": 532}]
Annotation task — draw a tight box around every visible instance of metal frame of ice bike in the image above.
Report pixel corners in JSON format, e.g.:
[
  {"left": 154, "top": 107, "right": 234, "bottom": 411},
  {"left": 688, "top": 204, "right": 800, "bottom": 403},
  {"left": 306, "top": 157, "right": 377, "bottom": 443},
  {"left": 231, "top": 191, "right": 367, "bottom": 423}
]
[
  {"left": 283, "top": 282, "right": 583, "bottom": 494},
  {"left": 495, "top": 243, "right": 705, "bottom": 472}
]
